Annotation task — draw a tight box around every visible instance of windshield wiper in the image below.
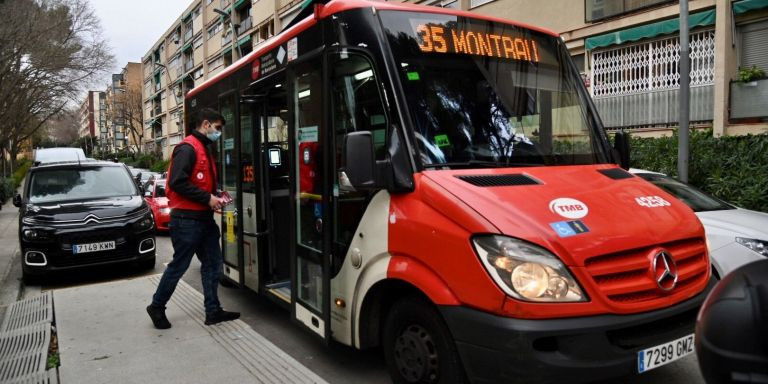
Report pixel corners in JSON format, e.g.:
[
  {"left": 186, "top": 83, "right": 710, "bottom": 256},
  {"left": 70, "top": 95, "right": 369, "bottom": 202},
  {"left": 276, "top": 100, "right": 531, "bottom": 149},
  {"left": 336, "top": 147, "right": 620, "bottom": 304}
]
[{"left": 423, "top": 160, "right": 541, "bottom": 169}]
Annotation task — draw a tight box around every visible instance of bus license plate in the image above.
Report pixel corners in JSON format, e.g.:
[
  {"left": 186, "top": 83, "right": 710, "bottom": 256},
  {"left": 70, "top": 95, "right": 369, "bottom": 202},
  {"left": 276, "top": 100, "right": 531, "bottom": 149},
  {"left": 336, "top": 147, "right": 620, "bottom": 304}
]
[
  {"left": 72, "top": 241, "right": 116, "bottom": 254},
  {"left": 638, "top": 334, "right": 695, "bottom": 373}
]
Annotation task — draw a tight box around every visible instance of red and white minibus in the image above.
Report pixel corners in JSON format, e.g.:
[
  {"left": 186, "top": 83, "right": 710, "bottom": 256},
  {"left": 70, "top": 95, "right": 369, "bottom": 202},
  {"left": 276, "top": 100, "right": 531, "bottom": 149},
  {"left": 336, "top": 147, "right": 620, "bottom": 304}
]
[{"left": 184, "top": 1, "right": 714, "bottom": 382}]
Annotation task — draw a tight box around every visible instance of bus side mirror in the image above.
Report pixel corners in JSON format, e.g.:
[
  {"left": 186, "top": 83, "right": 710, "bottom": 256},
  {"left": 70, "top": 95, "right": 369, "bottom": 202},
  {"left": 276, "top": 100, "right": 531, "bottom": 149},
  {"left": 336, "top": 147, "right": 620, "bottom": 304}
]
[
  {"left": 343, "top": 131, "right": 382, "bottom": 190},
  {"left": 13, "top": 193, "right": 21, "bottom": 207},
  {"left": 613, "top": 130, "right": 630, "bottom": 170}
]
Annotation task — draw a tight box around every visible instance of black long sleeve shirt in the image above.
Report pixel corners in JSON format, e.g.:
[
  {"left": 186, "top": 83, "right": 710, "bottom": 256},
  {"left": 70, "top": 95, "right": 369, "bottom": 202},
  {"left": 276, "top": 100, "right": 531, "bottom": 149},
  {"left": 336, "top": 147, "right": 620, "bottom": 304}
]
[{"left": 169, "top": 131, "right": 218, "bottom": 220}]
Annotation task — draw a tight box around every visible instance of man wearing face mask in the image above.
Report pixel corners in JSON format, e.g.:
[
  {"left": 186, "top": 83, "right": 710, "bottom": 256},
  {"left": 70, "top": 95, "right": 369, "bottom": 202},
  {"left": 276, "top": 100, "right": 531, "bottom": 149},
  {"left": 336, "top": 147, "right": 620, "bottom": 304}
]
[{"left": 146, "top": 107, "right": 240, "bottom": 329}]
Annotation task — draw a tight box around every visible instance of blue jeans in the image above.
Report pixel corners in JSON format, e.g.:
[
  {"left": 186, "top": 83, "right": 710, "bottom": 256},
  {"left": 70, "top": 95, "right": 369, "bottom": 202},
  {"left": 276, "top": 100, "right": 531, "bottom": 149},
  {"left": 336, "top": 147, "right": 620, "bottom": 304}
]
[{"left": 152, "top": 216, "right": 223, "bottom": 315}]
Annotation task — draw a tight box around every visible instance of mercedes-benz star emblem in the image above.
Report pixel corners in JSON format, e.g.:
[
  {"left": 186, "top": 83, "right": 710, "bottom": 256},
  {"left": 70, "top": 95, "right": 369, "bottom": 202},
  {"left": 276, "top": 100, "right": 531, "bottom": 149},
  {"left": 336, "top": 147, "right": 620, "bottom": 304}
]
[{"left": 652, "top": 250, "right": 678, "bottom": 292}]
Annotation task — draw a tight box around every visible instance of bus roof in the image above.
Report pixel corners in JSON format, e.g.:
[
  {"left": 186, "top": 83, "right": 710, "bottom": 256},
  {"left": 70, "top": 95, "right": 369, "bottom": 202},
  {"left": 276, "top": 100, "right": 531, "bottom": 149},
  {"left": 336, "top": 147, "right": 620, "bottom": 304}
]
[{"left": 186, "top": 0, "right": 558, "bottom": 99}]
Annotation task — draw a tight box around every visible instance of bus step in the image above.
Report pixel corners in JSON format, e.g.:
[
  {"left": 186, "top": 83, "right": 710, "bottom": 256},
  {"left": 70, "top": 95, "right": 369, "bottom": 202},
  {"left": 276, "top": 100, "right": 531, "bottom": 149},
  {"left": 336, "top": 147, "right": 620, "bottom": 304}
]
[{"left": 265, "top": 281, "right": 291, "bottom": 303}]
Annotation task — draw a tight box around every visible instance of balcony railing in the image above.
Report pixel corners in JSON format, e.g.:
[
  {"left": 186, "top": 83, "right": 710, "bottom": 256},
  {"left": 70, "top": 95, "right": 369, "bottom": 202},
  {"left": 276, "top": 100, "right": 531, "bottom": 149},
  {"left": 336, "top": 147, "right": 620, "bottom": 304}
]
[
  {"left": 237, "top": 16, "right": 252, "bottom": 36},
  {"left": 222, "top": 32, "right": 232, "bottom": 45}
]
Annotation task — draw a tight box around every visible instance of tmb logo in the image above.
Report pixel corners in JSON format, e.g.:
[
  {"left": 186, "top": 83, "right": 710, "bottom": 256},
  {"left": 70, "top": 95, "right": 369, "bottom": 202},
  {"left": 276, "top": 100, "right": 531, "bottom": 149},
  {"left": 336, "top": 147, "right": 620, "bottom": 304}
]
[{"left": 549, "top": 198, "right": 589, "bottom": 219}]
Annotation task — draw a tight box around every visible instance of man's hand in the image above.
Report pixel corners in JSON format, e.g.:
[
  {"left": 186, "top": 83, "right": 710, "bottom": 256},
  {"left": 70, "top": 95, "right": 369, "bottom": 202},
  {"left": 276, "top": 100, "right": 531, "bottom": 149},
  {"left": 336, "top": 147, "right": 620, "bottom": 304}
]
[{"left": 208, "top": 194, "right": 226, "bottom": 211}]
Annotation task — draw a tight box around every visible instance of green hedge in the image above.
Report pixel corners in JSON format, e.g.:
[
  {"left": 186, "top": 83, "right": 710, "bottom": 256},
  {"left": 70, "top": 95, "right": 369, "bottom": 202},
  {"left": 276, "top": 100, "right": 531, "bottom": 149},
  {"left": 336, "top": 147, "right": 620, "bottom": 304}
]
[
  {"left": 1, "top": 158, "right": 32, "bottom": 203},
  {"left": 630, "top": 129, "right": 768, "bottom": 213}
]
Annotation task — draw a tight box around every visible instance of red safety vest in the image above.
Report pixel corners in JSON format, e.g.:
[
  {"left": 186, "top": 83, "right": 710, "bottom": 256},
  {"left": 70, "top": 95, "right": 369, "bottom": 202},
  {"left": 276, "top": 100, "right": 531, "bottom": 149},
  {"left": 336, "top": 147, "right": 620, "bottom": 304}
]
[{"left": 167, "top": 134, "right": 217, "bottom": 211}]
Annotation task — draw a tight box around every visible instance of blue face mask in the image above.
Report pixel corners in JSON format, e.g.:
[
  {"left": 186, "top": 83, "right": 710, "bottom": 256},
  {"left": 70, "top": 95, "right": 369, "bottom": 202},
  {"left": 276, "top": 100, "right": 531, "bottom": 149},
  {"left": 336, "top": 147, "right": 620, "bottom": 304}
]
[{"left": 206, "top": 130, "right": 221, "bottom": 142}]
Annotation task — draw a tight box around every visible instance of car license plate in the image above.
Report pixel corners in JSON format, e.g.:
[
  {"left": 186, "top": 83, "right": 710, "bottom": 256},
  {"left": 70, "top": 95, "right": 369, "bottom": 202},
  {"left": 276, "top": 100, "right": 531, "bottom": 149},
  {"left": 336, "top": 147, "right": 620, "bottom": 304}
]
[
  {"left": 72, "top": 241, "right": 116, "bottom": 254},
  {"left": 638, "top": 334, "right": 695, "bottom": 373}
]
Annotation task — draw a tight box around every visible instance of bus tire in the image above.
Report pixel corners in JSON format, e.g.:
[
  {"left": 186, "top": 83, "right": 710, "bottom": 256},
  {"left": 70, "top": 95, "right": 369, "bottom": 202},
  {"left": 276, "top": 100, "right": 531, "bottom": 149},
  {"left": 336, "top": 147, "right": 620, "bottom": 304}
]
[{"left": 382, "top": 296, "right": 467, "bottom": 384}]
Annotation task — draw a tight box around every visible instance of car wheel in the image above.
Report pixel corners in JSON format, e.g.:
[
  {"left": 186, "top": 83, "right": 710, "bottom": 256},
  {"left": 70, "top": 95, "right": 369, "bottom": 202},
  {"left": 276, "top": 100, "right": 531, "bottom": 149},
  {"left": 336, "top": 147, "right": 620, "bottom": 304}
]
[{"left": 382, "top": 296, "right": 467, "bottom": 384}]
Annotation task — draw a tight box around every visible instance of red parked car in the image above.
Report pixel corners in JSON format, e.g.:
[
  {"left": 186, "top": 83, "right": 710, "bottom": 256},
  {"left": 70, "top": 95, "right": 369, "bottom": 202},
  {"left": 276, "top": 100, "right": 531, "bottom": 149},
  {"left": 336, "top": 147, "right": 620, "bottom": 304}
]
[{"left": 143, "top": 179, "right": 169, "bottom": 232}]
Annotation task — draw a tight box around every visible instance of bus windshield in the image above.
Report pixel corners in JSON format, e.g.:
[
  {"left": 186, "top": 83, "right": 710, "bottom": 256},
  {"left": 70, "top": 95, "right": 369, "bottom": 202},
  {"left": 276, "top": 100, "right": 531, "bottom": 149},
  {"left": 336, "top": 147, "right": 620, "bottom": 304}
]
[{"left": 379, "top": 11, "right": 609, "bottom": 168}]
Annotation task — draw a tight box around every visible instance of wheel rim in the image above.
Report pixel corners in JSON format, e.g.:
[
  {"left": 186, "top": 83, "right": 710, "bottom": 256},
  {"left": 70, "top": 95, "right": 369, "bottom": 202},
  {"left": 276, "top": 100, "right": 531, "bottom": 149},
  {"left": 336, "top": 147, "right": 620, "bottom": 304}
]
[{"left": 393, "top": 324, "right": 440, "bottom": 383}]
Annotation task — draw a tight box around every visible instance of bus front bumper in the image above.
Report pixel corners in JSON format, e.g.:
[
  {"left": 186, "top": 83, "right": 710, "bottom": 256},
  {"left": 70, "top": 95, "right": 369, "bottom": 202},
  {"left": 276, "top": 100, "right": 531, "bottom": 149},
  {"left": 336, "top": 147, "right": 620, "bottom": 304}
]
[{"left": 439, "top": 277, "right": 715, "bottom": 384}]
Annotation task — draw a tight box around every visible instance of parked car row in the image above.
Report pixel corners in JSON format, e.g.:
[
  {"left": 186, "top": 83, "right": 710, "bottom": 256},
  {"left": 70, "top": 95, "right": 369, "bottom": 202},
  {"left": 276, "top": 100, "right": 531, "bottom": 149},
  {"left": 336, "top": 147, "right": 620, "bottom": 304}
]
[{"left": 14, "top": 148, "right": 156, "bottom": 283}]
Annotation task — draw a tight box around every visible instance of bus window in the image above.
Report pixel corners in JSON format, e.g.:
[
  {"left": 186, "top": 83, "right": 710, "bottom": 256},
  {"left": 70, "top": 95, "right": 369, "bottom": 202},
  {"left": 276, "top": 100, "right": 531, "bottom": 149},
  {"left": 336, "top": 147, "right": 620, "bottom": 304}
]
[{"left": 330, "top": 53, "right": 388, "bottom": 272}]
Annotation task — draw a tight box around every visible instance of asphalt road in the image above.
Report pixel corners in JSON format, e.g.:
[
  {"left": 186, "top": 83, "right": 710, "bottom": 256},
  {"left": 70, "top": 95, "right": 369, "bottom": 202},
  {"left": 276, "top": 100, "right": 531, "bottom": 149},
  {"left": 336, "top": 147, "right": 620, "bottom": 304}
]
[{"left": 25, "top": 233, "right": 707, "bottom": 384}]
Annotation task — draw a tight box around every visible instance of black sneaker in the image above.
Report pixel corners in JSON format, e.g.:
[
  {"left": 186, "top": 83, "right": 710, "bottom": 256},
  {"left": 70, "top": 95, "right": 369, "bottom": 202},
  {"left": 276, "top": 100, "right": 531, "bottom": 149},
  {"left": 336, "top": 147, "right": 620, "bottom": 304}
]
[
  {"left": 146, "top": 305, "right": 171, "bottom": 329},
  {"left": 204, "top": 309, "right": 240, "bottom": 325}
]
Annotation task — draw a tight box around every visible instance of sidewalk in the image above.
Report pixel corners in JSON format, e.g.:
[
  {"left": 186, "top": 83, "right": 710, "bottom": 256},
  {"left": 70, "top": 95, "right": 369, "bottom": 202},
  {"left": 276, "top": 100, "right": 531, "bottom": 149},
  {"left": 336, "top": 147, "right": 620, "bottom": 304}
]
[
  {"left": 56, "top": 275, "right": 328, "bottom": 384},
  {"left": 0, "top": 190, "right": 22, "bottom": 309}
]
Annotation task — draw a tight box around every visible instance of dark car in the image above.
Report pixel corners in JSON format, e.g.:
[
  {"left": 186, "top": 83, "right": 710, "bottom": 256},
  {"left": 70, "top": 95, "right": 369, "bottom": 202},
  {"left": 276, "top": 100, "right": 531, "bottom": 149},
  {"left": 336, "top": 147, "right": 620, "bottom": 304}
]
[
  {"left": 143, "top": 179, "right": 170, "bottom": 232},
  {"left": 13, "top": 160, "right": 156, "bottom": 282}
]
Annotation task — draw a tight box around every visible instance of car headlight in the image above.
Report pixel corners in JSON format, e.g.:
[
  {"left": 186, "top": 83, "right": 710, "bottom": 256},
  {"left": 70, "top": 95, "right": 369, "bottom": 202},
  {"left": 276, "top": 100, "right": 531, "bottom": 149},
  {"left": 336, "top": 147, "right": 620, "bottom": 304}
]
[
  {"left": 23, "top": 229, "right": 40, "bottom": 241},
  {"left": 473, "top": 235, "right": 587, "bottom": 302},
  {"left": 159, "top": 207, "right": 171, "bottom": 214},
  {"left": 735, "top": 237, "right": 768, "bottom": 257},
  {"left": 134, "top": 215, "right": 154, "bottom": 230}
]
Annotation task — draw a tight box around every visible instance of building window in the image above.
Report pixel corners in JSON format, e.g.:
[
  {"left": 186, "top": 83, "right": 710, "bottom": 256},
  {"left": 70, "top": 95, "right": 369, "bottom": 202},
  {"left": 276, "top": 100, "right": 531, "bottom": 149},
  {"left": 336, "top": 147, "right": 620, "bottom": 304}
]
[
  {"left": 590, "top": 30, "right": 715, "bottom": 128},
  {"left": 193, "top": 67, "right": 204, "bottom": 79},
  {"left": 192, "top": 6, "right": 201, "bottom": 18},
  {"left": 738, "top": 19, "right": 768, "bottom": 73},
  {"left": 585, "top": 0, "right": 675, "bottom": 23},
  {"left": 208, "top": 22, "right": 222, "bottom": 38},
  {"left": 193, "top": 35, "right": 203, "bottom": 49}
]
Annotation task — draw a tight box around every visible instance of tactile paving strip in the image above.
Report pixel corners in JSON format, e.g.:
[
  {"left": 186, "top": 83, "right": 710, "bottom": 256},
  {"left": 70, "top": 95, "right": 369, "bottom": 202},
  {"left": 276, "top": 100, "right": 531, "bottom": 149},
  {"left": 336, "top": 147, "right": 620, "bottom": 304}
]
[
  {"left": 0, "top": 324, "right": 51, "bottom": 383},
  {"left": 0, "top": 292, "right": 52, "bottom": 332},
  {"left": 149, "top": 275, "right": 329, "bottom": 384}
]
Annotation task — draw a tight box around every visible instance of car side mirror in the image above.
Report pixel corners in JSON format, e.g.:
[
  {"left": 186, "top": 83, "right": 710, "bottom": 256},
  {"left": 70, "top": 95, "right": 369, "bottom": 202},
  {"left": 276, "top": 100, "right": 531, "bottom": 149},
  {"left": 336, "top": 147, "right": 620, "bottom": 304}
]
[
  {"left": 343, "top": 131, "right": 384, "bottom": 190},
  {"left": 613, "top": 130, "right": 630, "bottom": 170},
  {"left": 12, "top": 193, "right": 21, "bottom": 207}
]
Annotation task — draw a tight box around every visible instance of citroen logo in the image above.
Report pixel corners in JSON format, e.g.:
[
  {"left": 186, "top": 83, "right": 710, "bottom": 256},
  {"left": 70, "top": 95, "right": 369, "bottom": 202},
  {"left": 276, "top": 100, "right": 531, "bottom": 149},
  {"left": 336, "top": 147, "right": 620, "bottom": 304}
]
[{"left": 652, "top": 250, "right": 678, "bottom": 292}]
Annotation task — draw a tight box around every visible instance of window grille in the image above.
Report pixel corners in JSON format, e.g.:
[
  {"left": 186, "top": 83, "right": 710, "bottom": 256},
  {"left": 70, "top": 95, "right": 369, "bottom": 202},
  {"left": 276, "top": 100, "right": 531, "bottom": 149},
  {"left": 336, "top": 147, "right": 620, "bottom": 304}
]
[{"left": 590, "top": 29, "right": 715, "bottom": 128}]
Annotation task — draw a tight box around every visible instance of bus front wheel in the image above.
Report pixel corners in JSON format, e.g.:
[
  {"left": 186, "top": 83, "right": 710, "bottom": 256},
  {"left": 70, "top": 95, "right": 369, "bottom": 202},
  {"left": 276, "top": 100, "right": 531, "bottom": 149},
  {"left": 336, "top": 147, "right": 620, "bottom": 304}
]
[{"left": 382, "top": 297, "right": 466, "bottom": 384}]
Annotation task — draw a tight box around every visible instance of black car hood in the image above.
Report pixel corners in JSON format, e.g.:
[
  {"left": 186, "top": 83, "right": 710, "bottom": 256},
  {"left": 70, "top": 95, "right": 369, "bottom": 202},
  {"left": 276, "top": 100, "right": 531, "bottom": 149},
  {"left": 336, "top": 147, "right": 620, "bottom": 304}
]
[{"left": 24, "top": 196, "right": 147, "bottom": 224}]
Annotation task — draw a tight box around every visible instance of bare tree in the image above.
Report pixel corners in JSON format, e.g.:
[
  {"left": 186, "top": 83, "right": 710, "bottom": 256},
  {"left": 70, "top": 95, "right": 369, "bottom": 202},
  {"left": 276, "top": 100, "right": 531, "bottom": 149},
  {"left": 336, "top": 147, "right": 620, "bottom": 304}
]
[
  {"left": 116, "top": 78, "right": 145, "bottom": 154},
  {"left": 0, "top": 0, "right": 114, "bottom": 166}
]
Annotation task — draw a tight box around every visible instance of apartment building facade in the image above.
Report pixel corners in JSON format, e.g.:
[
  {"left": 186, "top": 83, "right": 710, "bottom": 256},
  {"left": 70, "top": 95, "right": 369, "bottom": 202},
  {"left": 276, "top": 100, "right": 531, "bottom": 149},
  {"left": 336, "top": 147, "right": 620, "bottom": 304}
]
[
  {"left": 404, "top": 0, "right": 768, "bottom": 137},
  {"left": 79, "top": 91, "right": 106, "bottom": 141},
  {"left": 103, "top": 63, "right": 143, "bottom": 154},
  {"left": 144, "top": 0, "right": 768, "bottom": 148},
  {"left": 142, "top": 0, "right": 306, "bottom": 159}
]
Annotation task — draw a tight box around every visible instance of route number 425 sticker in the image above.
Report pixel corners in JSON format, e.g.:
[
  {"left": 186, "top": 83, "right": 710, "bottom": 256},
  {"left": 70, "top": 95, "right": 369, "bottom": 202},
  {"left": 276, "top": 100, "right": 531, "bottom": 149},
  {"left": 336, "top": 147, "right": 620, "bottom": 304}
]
[{"left": 636, "top": 195, "right": 671, "bottom": 208}]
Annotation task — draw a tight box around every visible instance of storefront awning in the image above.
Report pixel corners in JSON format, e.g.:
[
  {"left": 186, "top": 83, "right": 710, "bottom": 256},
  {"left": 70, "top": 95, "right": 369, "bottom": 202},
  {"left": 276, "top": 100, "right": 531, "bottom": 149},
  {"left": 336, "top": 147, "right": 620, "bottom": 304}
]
[
  {"left": 585, "top": 9, "right": 716, "bottom": 51},
  {"left": 733, "top": 0, "right": 768, "bottom": 14}
]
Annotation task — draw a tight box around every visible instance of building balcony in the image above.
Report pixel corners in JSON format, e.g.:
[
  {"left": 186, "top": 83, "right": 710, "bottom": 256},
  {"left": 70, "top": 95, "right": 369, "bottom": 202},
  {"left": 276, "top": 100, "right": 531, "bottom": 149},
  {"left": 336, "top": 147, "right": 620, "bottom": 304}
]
[
  {"left": 237, "top": 16, "right": 252, "bottom": 36},
  {"left": 730, "top": 78, "right": 768, "bottom": 120}
]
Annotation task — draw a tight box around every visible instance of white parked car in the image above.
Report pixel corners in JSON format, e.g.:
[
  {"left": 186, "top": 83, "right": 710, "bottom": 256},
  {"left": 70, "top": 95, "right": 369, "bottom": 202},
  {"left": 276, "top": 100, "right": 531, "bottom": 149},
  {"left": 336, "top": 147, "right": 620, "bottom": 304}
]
[{"left": 631, "top": 169, "right": 768, "bottom": 278}]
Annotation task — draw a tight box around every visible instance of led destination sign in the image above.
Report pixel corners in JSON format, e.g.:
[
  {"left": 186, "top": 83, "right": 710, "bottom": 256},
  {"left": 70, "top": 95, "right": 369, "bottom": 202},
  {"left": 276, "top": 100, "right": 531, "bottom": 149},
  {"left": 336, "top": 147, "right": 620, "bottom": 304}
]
[{"left": 416, "top": 23, "right": 541, "bottom": 62}]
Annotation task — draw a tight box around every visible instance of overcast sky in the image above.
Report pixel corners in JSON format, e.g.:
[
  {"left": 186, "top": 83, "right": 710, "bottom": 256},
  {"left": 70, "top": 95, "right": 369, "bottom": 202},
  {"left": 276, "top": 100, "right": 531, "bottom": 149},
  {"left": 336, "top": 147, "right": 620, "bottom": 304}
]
[{"left": 89, "top": 0, "right": 189, "bottom": 86}]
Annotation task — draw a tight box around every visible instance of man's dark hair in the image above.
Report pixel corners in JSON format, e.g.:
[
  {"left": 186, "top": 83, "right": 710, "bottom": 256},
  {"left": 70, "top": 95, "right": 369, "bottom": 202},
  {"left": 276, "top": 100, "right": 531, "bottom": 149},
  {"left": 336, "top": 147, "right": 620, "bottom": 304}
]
[{"left": 195, "top": 108, "right": 225, "bottom": 128}]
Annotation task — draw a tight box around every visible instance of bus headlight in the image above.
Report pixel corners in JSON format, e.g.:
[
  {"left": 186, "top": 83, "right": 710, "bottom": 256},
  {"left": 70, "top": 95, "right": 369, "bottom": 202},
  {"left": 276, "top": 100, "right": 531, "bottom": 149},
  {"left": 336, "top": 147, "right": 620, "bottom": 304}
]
[{"left": 473, "top": 235, "right": 587, "bottom": 302}]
